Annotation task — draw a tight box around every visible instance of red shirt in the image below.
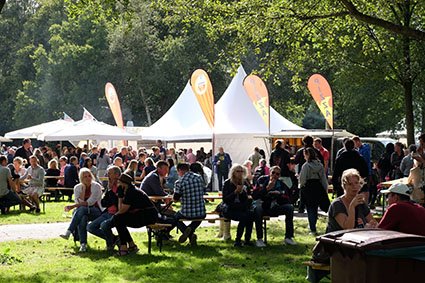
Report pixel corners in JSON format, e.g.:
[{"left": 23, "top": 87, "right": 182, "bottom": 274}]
[
  {"left": 378, "top": 201, "right": 425, "bottom": 236},
  {"left": 319, "top": 147, "right": 330, "bottom": 162}
]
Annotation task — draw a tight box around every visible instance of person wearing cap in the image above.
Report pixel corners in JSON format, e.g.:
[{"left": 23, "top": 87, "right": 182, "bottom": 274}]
[
  {"left": 113, "top": 173, "right": 158, "bottom": 256},
  {"left": 378, "top": 183, "right": 425, "bottom": 236}
]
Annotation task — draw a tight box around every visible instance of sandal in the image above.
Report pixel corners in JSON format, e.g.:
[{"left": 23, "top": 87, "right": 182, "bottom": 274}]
[
  {"left": 128, "top": 245, "right": 139, "bottom": 253},
  {"left": 116, "top": 249, "right": 130, "bottom": 256}
]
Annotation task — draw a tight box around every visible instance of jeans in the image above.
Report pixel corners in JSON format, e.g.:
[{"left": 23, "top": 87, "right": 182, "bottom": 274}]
[
  {"left": 173, "top": 211, "right": 205, "bottom": 237},
  {"left": 87, "top": 212, "right": 115, "bottom": 247},
  {"left": 217, "top": 171, "right": 228, "bottom": 191},
  {"left": 306, "top": 204, "right": 319, "bottom": 232},
  {"left": 67, "top": 206, "right": 102, "bottom": 244},
  {"left": 223, "top": 209, "right": 254, "bottom": 242},
  {"left": 255, "top": 202, "right": 294, "bottom": 239}
]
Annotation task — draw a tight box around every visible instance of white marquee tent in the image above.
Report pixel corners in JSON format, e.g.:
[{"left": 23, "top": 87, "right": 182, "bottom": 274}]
[
  {"left": 39, "top": 119, "right": 141, "bottom": 141},
  {"left": 5, "top": 119, "right": 74, "bottom": 139},
  {"left": 142, "top": 66, "right": 304, "bottom": 164}
]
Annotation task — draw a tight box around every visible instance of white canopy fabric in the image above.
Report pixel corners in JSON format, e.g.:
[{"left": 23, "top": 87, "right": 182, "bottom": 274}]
[
  {"left": 5, "top": 119, "right": 73, "bottom": 139},
  {"left": 39, "top": 119, "right": 141, "bottom": 141},
  {"left": 141, "top": 82, "right": 213, "bottom": 141},
  {"left": 0, "top": 136, "right": 12, "bottom": 142}
]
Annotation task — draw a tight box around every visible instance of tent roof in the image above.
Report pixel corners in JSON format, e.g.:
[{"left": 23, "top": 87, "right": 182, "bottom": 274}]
[
  {"left": 5, "top": 119, "right": 73, "bottom": 139},
  {"left": 215, "top": 66, "right": 304, "bottom": 134},
  {"left": 39, "top": 119, "right": 141, "bottom": 141},
  {"left": 142, "top": 82, "right": 213, "bottom": 141}
]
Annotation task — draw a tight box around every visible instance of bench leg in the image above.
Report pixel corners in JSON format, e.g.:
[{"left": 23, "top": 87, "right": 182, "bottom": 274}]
[
  {"left": 263, "top": 219, "right": 267, "bottom": 244},
  {"left": 147, "top": 228, "right": 152, "bottom": 254}
]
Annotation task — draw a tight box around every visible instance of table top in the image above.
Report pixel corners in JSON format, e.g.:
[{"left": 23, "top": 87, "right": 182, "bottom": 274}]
[{"left": 380, "top": 177, "right": 408, "bottom": 188}]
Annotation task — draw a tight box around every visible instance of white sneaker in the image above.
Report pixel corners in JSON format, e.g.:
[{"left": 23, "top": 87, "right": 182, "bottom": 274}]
[
  {"left": 79, "top": 243, "right": 87, "bottom": 252},
  {"left": 255, "top": 239, "right": 267, "bottom": 248},
  {"left": 60, "top": 230, "right": 71, "bottom": 240},
  {"left": 284, "top": 238, "right": 297, "bottom": 246}
]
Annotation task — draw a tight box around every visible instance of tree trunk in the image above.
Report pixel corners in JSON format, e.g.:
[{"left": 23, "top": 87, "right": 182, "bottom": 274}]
[
  {"left": 139, "top": 87, "right": 152, "bottom": 126},
  {"left": 422, "top": 105, "right": 425, "bottom": 134},
  {"left": 402, "top": 1, "right": 415, "bottom": 146}
]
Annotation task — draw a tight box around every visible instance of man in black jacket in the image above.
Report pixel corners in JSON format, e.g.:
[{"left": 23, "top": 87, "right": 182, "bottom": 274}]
[
  {"left": 332, "top": 139, "right": 368, "bottom": 196},
  {"left": 87, "top": 166, "right": 121, "bottom": 251}
]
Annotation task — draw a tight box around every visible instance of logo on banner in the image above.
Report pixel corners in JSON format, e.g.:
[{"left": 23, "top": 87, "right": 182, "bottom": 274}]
[{"left": 307, "top": 74, "right": 333, "bottom": 129}]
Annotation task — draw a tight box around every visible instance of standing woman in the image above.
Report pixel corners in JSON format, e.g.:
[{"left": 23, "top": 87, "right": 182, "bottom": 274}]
[
  {"left": 114, "top": 173, "right": 158, "bottom": 256},
  {"left": 222, "top": 164, "right": 254, "bottom": 247},
  {"left": 97, "top": 148, "right": 111, "bottom": 178},
  {"left": 299, "top": 147, "right": 329, "bottom": 235},
  {"left": 60, "top": 168, "right": 103, "bottom": 252},
  {"left": 390, "top": 142, "right": 405, "bottom": 179}
]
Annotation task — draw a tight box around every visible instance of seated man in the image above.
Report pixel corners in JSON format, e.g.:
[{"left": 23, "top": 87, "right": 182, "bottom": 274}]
[
  {"left": 140, "top": 160, "right": 169, "bottom": 197},
  {"left": 253, "top": 166, "right": 297, "bottom": 247},
  {"left": 378, "top": 183, "right": 425, "bottom": 236},
  {"left": 20, "top": 155, "right": 45, "bottom": 213},
  {"left": 172, "top": 163, "right": 206, "bottom": 246},
  {"left": 87, "top": 166, "right": 120, "bottom": 251},
  {"left": 0, "top": 155, "right": 21, "bottom": 214}
]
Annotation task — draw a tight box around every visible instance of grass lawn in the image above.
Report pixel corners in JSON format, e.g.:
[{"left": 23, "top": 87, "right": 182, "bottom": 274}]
[{"left": 0, "top": 218, "right": 329, "bottom": 283}]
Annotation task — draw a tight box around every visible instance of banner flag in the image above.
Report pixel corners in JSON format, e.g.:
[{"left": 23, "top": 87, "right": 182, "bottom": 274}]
[
  {"left": 82, "top": 107, "right": 97, "bottom": 121},
  {"left": 105, "top": 82, "right": 124, "bottom": 128},
  {"left": 243, "top": 74, "right": 269, "bottom": 128},
  {"left": 307, "top": 74, "right": 333, "bottom": 129},
  {"left": 63, "top": 112, "right": 74, "bottom": 122},
  {"left": 190, "top": 69, "right": 214, "bottom": 128}
]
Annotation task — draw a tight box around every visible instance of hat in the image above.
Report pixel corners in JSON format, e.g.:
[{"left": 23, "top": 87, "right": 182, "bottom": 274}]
[
  {"left": 119, "top": 173, "right": 134, "bottom": 185},
  {"left": 381, "top": 183, "right": 412, "bottom": 197}
]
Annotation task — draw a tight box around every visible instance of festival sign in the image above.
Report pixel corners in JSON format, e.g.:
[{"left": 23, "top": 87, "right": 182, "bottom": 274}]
[
  {"left": 307, "top": 74, "right": 334, "bottom": 129},
  {"left": 190, "top": 69, "right": 214, "bottom": 128},
  {"left": 243, "top": 74, "right": 269, "bottom": 128},
  {"left": 105, "top": 82, "right": 124, "bottom": 128}
]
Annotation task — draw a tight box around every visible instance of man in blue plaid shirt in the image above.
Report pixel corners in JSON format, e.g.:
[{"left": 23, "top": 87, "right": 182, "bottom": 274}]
[{"left": 172, "top": 162, "right": 206, "bottom": 246}]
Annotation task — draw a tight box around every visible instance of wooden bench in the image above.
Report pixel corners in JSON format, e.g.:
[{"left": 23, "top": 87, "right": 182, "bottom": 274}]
[
  {"left": 146, "top": 223, "right": 172, "bottom": 254},
  {"left": 45, "top": 187, "right": 74, "bottom": 201}
]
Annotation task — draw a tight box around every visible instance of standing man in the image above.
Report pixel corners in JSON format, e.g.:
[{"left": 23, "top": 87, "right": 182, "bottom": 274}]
[
  {"left": 14, "top": 138, "right": 32, "bottom": 166},
  {"left": 313, "top": 138, "right": 330, "bottom": 174},
  {"left": 248, "top": 147, "right": 263, "bottom": 173},
  {"left": 353, "top": 136, "right": 372, "bottom": 200},
  {"left": 214, "top": 147, "right": 232, "bottom": 191},
  {"left": 172, "top": 163, "right": 206, "bottom": 246}
]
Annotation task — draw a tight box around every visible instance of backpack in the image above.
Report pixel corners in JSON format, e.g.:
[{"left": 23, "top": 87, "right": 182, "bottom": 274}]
[{"left": 253, "top": 166, "right": 266, "bottom": 185}]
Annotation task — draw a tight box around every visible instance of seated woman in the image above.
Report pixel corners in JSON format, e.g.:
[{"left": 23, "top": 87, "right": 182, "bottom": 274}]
[
  {"left": 326, "top": 168, "right": 378, "bottom": 233},
  {"left": 60, "top": 168, "right": 103, "bottom": 252},
  {"left": 222, "top": 164, "right": 254, "bottom": 247},
  {"left": 165, "top": 158, "right": 178, "bottom": 191},
  {"left": 20, "top": 156, "right": 45, "bottom": 213},
  {"left": 113, "top": 173, "right": 158, "bottom": 256},
  {"left": 139, "top": 157, "right": 156, "bottom": 181}
]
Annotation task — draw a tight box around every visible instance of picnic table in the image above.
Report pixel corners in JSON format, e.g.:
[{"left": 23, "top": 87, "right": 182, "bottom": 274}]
[{"left": 379, "top": 177, "right": 409, "bottom": 188}]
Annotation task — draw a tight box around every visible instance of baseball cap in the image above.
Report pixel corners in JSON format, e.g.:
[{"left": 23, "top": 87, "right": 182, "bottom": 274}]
[{"left": 381, "top": 183, "right": 412, "bottom": 197}]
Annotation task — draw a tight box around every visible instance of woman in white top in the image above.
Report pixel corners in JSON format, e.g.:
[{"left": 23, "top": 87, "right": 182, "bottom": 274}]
[{"left": 60, "top": 168, "right": 103, "bottom": 252}]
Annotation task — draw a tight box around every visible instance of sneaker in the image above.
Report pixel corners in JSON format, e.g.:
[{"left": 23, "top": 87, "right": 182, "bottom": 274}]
[
  {"left": 222, "top": 234, "right": 231, "bottom": 241},
  {"left": 244, "top": 241, "right": 254, "bottom": 247},
  {"left": 284, "top": 238, "right": 297, "bottom": 246},
  {"left": 233, "top": 241, "right": 242, "bottom": 247},
  {"left": 189, "top": 234, "right": 198, "bottom": 246},
  {"left": 178, "top": 227, "right": 192, "bottom": 243},
  {"left": 60, "top": 230, "right": 71, "bottom": 240},
  {"left": 79, "top": 243, "right": 87, "bottom": 252},
  {"left": 255, "top": 239, "right": 267, "bottom": 248}
]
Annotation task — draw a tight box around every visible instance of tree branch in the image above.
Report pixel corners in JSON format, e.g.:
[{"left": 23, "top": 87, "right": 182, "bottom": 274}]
[
  {"left": 0, "top": 0, "right": 5, "bottom": 14},
  {"left": 290, "top": 11, "right": 349, "bottom": 20},
  {"left": 339, "top": 0, "right": 425, "bottom": 41}
]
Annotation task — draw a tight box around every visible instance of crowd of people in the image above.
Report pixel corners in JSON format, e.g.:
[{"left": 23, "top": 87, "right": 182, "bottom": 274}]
[{"left": 1, "top": 134, "right": 425, "bottom": 257}]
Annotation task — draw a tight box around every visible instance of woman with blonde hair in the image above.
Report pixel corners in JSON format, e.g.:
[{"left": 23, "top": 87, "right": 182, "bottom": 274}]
[
  {"left": 60, "top": 168, "right": 103, "bottom": 252},
  {"left": 326, "top": 168, "right": 377, "bottom": 233},
  {"left": 222, "top": 164, "right": 254, "bottom": 247}
]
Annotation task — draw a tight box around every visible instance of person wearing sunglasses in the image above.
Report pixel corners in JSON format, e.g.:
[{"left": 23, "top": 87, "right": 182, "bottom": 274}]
[{"left": 253, "top": 166, "right": 296, "bottom": 247}]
